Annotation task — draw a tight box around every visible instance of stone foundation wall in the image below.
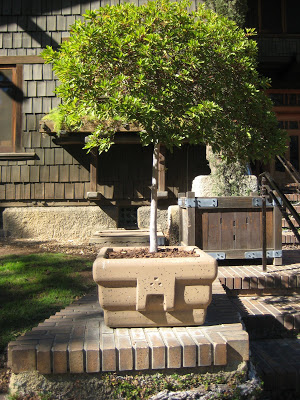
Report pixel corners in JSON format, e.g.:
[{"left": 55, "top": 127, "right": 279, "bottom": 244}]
[
  {"left": 3, "top": 206, "right": 118, "bottom": 241},
  {"left": 191, "top": 175, "right": 258, "bottom": 197},
  {"left": 137, "top": 206, "right": 169, "bottom": 232}
]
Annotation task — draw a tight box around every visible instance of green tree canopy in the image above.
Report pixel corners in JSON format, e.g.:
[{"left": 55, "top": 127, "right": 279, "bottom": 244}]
[{"left": 42, "top": 0, "right": 287, "bottom": 163}]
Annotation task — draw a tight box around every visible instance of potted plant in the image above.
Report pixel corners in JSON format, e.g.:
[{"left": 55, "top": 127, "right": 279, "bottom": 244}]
[
  {"left": 42, "top": 0, "right": 286, "bottom": 326},
  {"left": 93, "top": 246, "right": 217, "bottom": 327}
]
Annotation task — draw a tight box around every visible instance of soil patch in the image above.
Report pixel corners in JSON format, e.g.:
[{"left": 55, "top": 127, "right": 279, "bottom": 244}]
[
  {"left": 107, "top": 247, "right": 199, "bottom": 259},
  {"left": 0, "top": 238, "right": 101, "bottom": 259}
]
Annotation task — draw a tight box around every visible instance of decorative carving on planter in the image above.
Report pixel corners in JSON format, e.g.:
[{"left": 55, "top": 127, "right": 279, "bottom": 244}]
[{"left": 93, "top": 246, "right": 217, "bottom": 327}]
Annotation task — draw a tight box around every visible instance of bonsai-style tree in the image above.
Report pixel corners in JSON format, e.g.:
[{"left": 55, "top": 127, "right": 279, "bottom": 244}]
[{"left": 42, "top": 0, "right": 287, "bottom": 252}]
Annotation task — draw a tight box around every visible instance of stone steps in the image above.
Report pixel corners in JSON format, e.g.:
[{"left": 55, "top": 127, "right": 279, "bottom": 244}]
[{"left": 89, "top": 229, "right": 165, "bottom": 246}]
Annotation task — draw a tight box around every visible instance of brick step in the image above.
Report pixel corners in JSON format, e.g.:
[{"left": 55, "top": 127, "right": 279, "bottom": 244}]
[
  {"left": 282, "top": 217, "right": 300, "bottom": 228},
  {"left": 218, "top": 263, "right": 300, "bottom": 294},
  {"left": 229, "top": 294, "right": 300, "bottom": 336},
  {"left": 281, "top": 204, "right": 300, "bottom": 213},
  {"left": 7, "top": 281, "right": 249, "bottom": 374},
  {"left": 251, "top": 339, "right": 300, "bottom": 395},
  {"left": 282, "top": 230, "right": 300, "bottom": 244},
  {"left": 284, "top": 193, "right": 300, "bottom": 202}
]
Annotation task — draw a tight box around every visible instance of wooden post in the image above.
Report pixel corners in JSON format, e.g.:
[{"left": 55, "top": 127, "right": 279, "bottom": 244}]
[
  {"left": 261, "top": 177, "right": 267, "bottom": 271},
  {"left": 158, "top": 145, "right": 166, "bottom": 192},
  {"left": 90, "top": 149, "right": 98, "bottom": 193},
  {"left": 178, "top": 192, "right": 185, "bottom": 245},
  {"left": 186, "top": 191, "right": 195, "bottom": 246},
  {"left": 273, "top": 198, "right": 283, "bottom": 266}
]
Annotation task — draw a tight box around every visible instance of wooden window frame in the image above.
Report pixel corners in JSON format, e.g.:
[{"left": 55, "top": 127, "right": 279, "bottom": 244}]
[
  {"left": 0, "top": 64, "right": 22, "bottom": 153},
  {"left": 267, "top": 89, "right": 300, "bottom": 172}
]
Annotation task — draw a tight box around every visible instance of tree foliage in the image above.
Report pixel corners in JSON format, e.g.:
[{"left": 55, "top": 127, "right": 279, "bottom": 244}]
[
  {"left": 204, "top": 0, "right": 248, "bottom": 27},
  {"left": 41, "top": 0, "right": 287, "bottom": 163}
]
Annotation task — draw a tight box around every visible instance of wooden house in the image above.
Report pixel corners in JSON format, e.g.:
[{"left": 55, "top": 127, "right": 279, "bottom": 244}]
[
  {"left": 247, "top": 0, "right": 300, "bottom": 184},
  {"left": 0, "top": 0, "right": 300, "bottom": 238},
  {"left": 0, "top": 0, "right": 210, "bottom": 238}
]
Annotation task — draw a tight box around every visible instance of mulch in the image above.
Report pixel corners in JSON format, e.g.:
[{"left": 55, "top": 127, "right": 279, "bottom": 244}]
[{"left": 107, "top": 247, "right": 199, "bottom": 258}]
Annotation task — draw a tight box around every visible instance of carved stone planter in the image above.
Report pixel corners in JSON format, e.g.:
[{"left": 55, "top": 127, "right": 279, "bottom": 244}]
[{"left": 93, "top": 246, "right": 217, "bottom": 327}]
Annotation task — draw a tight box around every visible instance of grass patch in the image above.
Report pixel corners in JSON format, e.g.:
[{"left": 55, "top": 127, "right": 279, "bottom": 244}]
[{"left": 0, "top": 253, "right": 95, "bottom": 352}]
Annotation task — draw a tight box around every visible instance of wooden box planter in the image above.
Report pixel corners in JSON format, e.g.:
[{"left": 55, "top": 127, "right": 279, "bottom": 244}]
[
  {"left": 179, "top": 192, "right": 282, "bottom": 265},
  {"left": 93, "top": 246, "right": 217, "bottom": 327}
]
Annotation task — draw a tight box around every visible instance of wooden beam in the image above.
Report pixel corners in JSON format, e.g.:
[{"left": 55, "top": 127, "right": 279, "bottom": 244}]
[
  {"left": 158, "top": 145, "right": 166, "bottom": 192},
  {"left": 90, "top": 149, "right": 98, "bottom": 193},
  {"left": 0, "top": 56, "right": 45, "bottom": 64}
]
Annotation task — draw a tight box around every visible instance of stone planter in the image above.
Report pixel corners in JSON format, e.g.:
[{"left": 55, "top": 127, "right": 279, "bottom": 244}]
[{"left": 93, "top": 246, "right": 217, "bottom": 327}]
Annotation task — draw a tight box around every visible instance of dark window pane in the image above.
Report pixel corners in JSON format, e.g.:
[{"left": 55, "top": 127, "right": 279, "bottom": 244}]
[
  {"left": 289, "top": 121, "right": 298, "bottom": 129},
  {"left": 0, "top": 69, "right": 12, "bottom": 82},
  {"left": 290, "top": 135, "right": 299, "bottom": 170},
  {"left": 269, "top": 93, "right": 284, "bottom": 106},
  {"left": 286, "top": 0, "right": 300, "bottom": 33},
  {"left": 289, "top": 94, "right": 297, "bottom": 105},
  {"left": 246, "top": 0, "right": 259, "bottom": 29},
  {"left": 0, "top": 86, "right": 13, "bottom": 148},
  {"left": 0, "top": 68, "right": 14, "bottom": 152},
  {"left": 261, "top": 0, "right": 282, "bottom": 33}
]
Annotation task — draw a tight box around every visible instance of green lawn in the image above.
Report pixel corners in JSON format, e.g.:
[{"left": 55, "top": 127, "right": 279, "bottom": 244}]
[{"left": 0, "top": 253, "right": 95, "bottom": 352}]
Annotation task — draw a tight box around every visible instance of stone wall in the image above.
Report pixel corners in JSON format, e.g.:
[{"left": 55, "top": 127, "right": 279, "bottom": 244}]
[{"left": 3, "top": 206, "right": 117, "bottom": 240}]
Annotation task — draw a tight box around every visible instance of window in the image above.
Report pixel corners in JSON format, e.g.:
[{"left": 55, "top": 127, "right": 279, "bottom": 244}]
[
  {"left": 246, "top": 0, "right": 300, "bottom": 34},
  {"left": 0, "top": 65, "right": 22, "bottom": 153},
  {"left": 268, "top": 90, "right": 300, "bottom": 172}
]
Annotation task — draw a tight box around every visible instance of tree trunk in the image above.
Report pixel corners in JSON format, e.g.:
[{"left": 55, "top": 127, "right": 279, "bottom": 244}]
[{"left": 149, "top": 141, "right": 160, "bottom": 253}]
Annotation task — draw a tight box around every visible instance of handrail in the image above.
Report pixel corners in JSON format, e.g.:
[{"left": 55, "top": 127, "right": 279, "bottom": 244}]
[
  {"left": 259, "top": 171, "right": 300, "bottom": 243},
  {"left": 276, "top": 155, "right": 300, "bottom": 193}
]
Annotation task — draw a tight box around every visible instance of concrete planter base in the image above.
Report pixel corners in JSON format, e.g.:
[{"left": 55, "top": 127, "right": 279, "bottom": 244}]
[{"left": 93, "top": 246, "right": 217, "bottom": 327}]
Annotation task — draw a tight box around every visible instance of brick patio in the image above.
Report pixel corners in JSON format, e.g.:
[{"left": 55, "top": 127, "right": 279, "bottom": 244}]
[
  {"left": 7, "top": 250, "right": 300, "bottom": 397},
  {"left": 8, "top": 280, "right": 249, "bottom": 374}
]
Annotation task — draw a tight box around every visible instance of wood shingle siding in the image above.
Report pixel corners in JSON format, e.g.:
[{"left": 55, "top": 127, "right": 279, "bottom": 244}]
[{"left": 0, "top": 0, "right": 208, "bottom": 207}]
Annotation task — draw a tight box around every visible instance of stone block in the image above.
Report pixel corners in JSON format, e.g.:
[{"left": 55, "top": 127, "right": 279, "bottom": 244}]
[
  {"left": 220, "top": 331, "right": 249, "bottom": 362},
  {"left": 191, "top": 175, "right": 258, "bottom": 197},
  {"left": 159, "top": 328, "right": 181, "bottom": 368},
  {"left": 101, "top": 334, "right": 116, "bottom": 372},
  {"left": 85, "top": 340, "right": 100, "bottom": 373},
  {"left": 173, "top": 328, "right": 196, "bottom": 368},
  {"left": 37, "top": 340, "right": 52, "bottom": 374},
  {"left": 11, "top": 344, "right": 36, "bottom": 373},
  {"left": 187, "top": 328, "right": 212, "bottom": 366},
  {"left": 3, "top": 206, "right": 118, "bottom": 240},
  {"left": 205, "top": 332, "right": 227, "bottom": 366},
  {"left": 69, "top": 338, "right": 84, "bottom": 373},
  {"left": 115, "top": 334, "right": 133, "bottom": 371},
  {"left": 168, "top": 205, "right": 180, "bottom": 245},
  {"left": 137, "top": 206, "right": 168, "bottom": 232},
  {"left": 52, "top": 342, "right": 68, "bottom": 374},
  {"left": 145, "top": 329, "right": 165, "bottom": 369},
  {"left": 130, "top": 328, "right": 149, "bottom": 370}
]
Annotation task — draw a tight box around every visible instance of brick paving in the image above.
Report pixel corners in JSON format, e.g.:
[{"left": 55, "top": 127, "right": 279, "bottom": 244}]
[
  {"left": 7, "top": 249, "right": 300, "bottom": 398},
  {"left": 7, "top": 280, "right": 249, "bottom": 374},
  {"left": 251, "top": 339, "right": 300, "bottom": 394},
  {"left": 218, "top": 262, "right": 300, "bottom": 292}
]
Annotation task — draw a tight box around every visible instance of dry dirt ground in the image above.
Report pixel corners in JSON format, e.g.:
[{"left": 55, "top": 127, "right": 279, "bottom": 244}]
[{"left": 0, "top": 238, "right": 102, "bottom": 259}]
